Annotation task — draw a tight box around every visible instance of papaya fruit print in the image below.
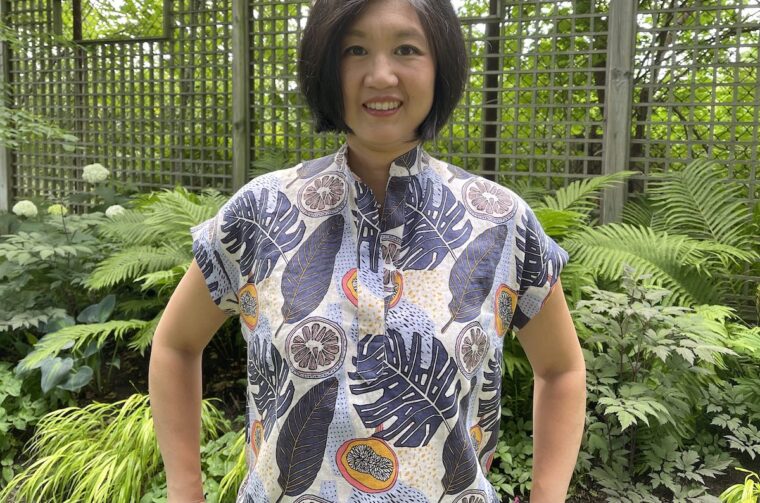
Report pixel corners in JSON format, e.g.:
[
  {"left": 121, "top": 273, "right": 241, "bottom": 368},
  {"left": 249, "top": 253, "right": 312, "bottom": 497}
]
[{"left": 190, "top": 144, "right": 568, "bottom": 502}]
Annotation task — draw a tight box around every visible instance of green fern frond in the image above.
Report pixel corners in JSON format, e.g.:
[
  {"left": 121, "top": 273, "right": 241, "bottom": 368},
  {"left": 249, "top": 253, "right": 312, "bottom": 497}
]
[
  {"left": 506, "top": 178, "right": 547, "bottom": 206},
  {"left": 622, "top": 195, "right": 655, "bottom": 227},
  {"left": 690, "top": 241, "right": 758, "bottom": 270},
  {"left": 97, "top": 210, "right": 156, "bottom": 245},
  {"left": 648, "top": 159, "right": 754, "bottom": 250},
  {"left": 540, "top": 171, "right": 638, "bottom": 216},
  {"left": 564, "top": 224, "right": 720, "bottom": 306},
  {"left": 137, "top": 263, "right": 190, "bottom": 293},
  {"left": 87, "top": 245, "right": 187, "bottom": 290},
  {"left": 127, "top": 312, "right": 163, "bottom": 354},
  {"left": 16, "top": 320, "right": 148, "bottom": 372},
  {"left": 534, "top": 207, "right": 586, "bottom": 240}
]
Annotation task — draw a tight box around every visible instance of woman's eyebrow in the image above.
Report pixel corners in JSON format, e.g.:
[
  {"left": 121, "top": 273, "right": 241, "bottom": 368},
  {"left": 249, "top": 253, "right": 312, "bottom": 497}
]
[{"left": 343, "top": 27, "right": 427, "bottom": 42}]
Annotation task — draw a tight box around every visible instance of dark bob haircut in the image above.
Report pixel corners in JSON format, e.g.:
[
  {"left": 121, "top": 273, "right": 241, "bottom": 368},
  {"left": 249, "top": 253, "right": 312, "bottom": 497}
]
[{"left": 298, "top": 0, "right": 468, "bottom": 141}]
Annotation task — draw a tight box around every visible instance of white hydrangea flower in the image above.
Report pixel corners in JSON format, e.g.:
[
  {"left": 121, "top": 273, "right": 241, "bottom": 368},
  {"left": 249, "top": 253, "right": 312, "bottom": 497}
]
[
  {"left": 105, "top": 204, "right": 126, "bottom": 218},
  {"left": 12, "top": 200, "right": 38, "bottom": 218},
  {"left": 47, "top": 204, "right": 68, "bottom": 216},
  {"left": 82, "top": 163, "right": 110, "bottom": 184}
]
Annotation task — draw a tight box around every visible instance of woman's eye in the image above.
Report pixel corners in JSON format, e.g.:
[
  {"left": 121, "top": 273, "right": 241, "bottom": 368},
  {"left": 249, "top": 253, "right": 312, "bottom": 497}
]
[
  {"left": 344, "top": 46, "right": 367, "bottom": 56},
  {"left": 396, "top": 45, "right": 421, "bottom": 56}
]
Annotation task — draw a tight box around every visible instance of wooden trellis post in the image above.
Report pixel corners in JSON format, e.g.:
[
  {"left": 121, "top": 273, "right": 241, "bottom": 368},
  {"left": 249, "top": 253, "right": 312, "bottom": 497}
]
[
  {"left": 0, "top": 0, "right": 11, "bottom": 212},
  {"left": 231, "top": 0, "right": 250, "bottom": 191},
  {"left": 601, "top": 0, "right": 638, "bottom": 224}
]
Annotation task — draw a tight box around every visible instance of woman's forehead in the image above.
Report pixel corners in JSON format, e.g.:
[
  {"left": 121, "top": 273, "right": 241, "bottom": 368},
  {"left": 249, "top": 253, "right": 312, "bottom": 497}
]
[{"left": 343, "top": 0, "right": 426, "bottom": 39}]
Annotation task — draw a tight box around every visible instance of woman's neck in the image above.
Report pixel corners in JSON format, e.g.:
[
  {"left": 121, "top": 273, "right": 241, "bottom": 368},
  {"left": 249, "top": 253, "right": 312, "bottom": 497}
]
[{"left": 345, "top": 137, "right": 419, "bottom": 205}]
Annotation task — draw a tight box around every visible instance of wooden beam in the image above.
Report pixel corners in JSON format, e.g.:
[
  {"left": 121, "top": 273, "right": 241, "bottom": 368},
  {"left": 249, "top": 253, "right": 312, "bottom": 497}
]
[
  {"left": 600, "top": 0, "right": 637, "bottom": 224},
  {"left": 231, "top": 0, "right": 250, "bottom": 191},
  {"left": 0, "top": 0, "right": 12, "bottom": 212},
  {"left": 481, "top": 0, "right": 501, "bottom": 181}
]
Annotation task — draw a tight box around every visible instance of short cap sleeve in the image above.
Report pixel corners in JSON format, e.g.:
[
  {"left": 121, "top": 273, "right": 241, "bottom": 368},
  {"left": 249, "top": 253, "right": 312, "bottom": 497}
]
[
  {"left": 511, "top": 203, "right": 569, "bottom": 332},
  {"left": 191, "top": 200, "right": 243, "bottom": 316}
]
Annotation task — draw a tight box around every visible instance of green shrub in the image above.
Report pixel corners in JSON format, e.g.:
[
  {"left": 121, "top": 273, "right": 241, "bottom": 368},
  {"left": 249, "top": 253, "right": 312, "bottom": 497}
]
[
  {"left": 574, "top": 266, "right": 758, "bottom": 502},
  {"left": 0, "top": 394, "right": 229, "bottom": 503}
]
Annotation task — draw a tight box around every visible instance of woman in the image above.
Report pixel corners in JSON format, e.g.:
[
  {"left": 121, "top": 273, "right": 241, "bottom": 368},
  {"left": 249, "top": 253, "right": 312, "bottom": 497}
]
[{"left": 149, "top": 0, "right": 586, "bottom": 502}]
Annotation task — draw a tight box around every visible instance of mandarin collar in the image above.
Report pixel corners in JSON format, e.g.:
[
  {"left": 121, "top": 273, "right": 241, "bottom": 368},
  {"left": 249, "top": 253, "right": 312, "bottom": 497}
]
[{"left": 336, "top": 143, "right": 429, "bottom": 182}]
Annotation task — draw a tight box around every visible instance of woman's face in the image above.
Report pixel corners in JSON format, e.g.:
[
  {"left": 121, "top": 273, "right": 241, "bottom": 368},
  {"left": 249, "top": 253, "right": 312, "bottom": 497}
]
[{"left": 339, "top": 0, "right": 435, "bottom": 155}]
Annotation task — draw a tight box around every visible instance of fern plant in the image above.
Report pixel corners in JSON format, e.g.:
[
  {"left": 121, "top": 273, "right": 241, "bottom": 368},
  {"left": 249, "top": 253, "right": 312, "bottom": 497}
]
[{"left": 621, "top": 159, "right": 758, "bottom": 315}]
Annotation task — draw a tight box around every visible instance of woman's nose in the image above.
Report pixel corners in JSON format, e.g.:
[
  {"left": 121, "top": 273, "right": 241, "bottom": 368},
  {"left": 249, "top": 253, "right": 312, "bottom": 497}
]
[{"left": 364, "top": 55, "right": 399, "bottom": 89}]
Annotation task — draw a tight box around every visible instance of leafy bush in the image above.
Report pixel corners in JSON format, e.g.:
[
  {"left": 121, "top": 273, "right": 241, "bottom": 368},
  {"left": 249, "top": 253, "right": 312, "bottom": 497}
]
[
  {"left": 0, "top": 394, "right": 230, "bottom": 503},
  {"left": 0, "top": 362, "right": 53, "bottom": 485},
  {"left": 574, "top": 267, "right": 759, "bottom": 502}
]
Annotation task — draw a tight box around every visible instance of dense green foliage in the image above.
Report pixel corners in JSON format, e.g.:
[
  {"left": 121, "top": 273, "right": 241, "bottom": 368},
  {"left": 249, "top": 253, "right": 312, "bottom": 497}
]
[{"left": 1, "top": 159, "right": 758, "bottom": 502}]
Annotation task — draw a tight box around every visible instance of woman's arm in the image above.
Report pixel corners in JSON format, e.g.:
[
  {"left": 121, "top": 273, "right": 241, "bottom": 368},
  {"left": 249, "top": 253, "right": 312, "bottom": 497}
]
[
  {"left": 515, "top": 278, "right": 587, "bottom": 503},
  {"left": 149, "top": 260, "right": 229, "bottom": 503}
]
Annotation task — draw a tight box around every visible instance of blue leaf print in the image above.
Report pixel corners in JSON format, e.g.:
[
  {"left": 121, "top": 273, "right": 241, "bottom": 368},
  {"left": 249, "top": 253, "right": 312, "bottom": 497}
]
[
  {"left": 446, "top": 163, "right": 473, "bottom": 183},
  {"left": 439, "top": 379, "right": 478, "bottom": 501},
  {"left": 443, "top": 225, "right": 508, "bottom": 332},
  {"left": 515, "top": 209, "right": 567, "bottom": 296},
  {"left": 382, "top": 176, "right": 411, "bottom": 231},
  {"left": 398, "top": 177, "right": 473, "bottom": 271},
  {"left": 286, "top": 154, "right": 335, "bottom": 188},
  {"left": 352, "top": 182, "right": 381, "bottom": 272},
  {"left": 477, "top": 353, "right": 501, "bottom": 433},
  {"left": 275, "top": 377, "right": 339, "bottom": 502},
  {"left": 248, "top": 335, "right": 295, "bottom": 439},
  {"left": 278, "top": 214, "right": 344, "bottom": 336},
  {"left": 221, "top": 188, "right": 306, "bottom": 284},
  {"left": 349, "top": 330, "right": 461, "bottom": 448}
]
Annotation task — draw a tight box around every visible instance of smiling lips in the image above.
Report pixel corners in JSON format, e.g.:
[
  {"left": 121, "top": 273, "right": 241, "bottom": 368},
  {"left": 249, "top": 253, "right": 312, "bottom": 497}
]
[{"left": 363, "top": 100, "right": 402, "bottom": 115}]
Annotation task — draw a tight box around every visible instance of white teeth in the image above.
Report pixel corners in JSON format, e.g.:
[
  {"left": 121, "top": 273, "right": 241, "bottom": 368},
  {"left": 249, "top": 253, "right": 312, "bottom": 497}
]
[{"left": 365, "top": 101, "right": 401, "bottom": 111}]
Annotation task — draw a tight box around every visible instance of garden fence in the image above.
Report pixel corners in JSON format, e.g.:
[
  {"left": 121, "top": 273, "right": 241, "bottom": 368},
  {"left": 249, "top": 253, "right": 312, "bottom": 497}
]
[{"left": 0, "top": 0, "right": 758, "bottom": 317}]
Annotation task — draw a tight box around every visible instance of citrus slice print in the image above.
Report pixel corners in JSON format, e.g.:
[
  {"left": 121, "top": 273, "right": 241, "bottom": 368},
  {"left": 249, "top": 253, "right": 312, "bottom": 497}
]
[
  {"left": 336, "top": 437, "right": 399, "bottom": 493},
  {"left": 494, "top": 284, "right": 517, "bottom": 337},
  {"left": 342, "top": 268, "right": 358, "bottom": 307},
  {"left": 239, "top": 283, "right": 259, "bottom": 330}
]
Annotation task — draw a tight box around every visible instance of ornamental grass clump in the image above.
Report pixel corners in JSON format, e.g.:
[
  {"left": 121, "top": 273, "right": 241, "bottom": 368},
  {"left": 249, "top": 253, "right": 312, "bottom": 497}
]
[{"left": 0, "top": 394, "right": 229, "bottom": 503}]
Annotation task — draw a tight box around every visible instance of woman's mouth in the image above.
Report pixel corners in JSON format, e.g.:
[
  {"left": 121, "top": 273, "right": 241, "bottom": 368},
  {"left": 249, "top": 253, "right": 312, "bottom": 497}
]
[{"left": 363, "top": 101, "right": 402, "bottom": 115}]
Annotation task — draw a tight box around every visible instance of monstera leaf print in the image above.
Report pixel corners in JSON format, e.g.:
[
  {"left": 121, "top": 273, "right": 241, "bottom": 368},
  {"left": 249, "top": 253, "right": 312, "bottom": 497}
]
[
  {"left": 278, "top": 214, "right": 344, "bottom": 336},
  {"left": 276, "top": 377, "right": 338, "bottom": 502},
  {"left": 514, "top": 209, "right": 567, "bottom": 296},
  {"left": 352, "top": 181, "right": 381, "bottom": 272},
  {"left": 248, "top": 335, "right": 295, "bottom": 438},
  {"left": 221, "top": 188, "right": 306, "bottom": 284},
  {"left": 440, "top": 379, "right": 478, "bottom": 501},
  {"left": 286, "top": 154, "right": 335, "bottom": 188},
  {"left": 477, "top": 353, "right": 501, "bottom": 432},
  {"left": 443, "top": 225, "right": 508, "bottom": 332},
  {"left": 476, "top": 354, "right": 501, "bottom": 472},
  {"left": 349, "top": 330, "right": 461, "bottom": 448},
  {"left": 398, "top": 177, "right": 473, "bottom": 271},
  {"left": 382, "top": 176, "right": 411, "bottom": 230}
]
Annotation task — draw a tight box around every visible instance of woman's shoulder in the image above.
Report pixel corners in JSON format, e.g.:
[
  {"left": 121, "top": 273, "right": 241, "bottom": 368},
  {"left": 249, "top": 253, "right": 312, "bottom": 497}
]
[
  {"left": 425, "top": 153, "right": 532, "bottom": 221},
  {"left": 230, "top": 151, "right": 343, "bottom": 201}
]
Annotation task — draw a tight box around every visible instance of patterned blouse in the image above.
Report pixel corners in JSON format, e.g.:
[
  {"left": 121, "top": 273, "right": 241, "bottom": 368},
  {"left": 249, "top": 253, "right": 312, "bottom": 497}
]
[{"left": 191, "top": 144, "right": 568, "bottom": 503}]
